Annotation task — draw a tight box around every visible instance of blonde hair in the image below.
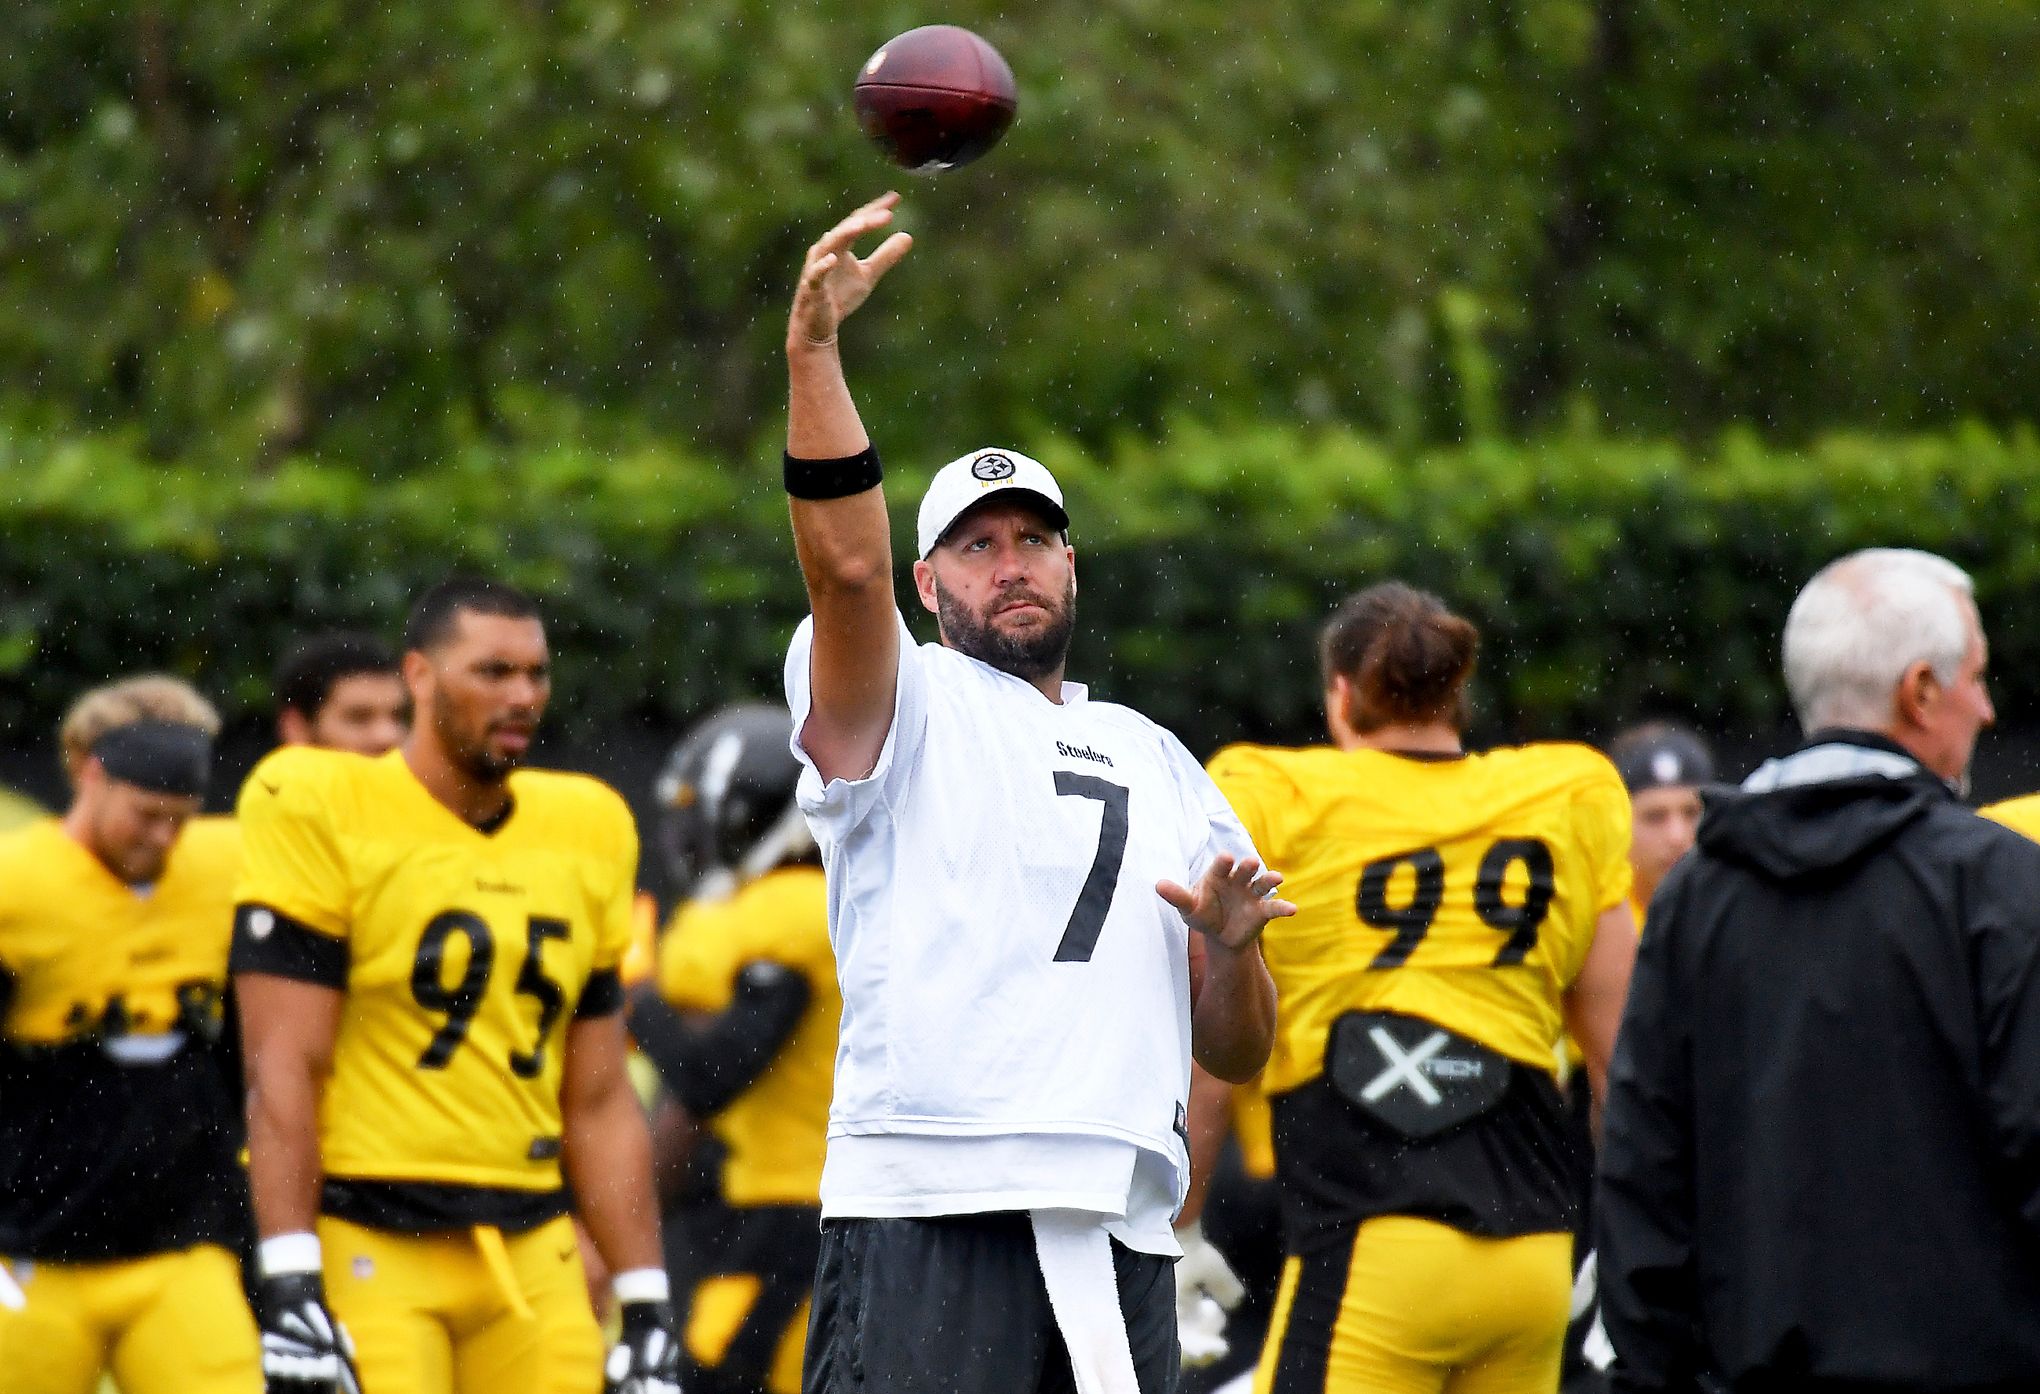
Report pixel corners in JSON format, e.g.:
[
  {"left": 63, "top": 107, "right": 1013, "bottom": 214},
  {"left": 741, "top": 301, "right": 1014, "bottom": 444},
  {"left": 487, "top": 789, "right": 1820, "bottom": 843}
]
[{"left": 60, "top": 675, "right": 221, "bottom": 782}]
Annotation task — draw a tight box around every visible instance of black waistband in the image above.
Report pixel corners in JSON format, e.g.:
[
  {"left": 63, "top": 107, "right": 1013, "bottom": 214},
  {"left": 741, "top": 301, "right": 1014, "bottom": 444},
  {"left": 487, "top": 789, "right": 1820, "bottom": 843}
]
[
  {"left": 321, "top": 1177, "right": 569, "bottom": 1234},
  {"left": 1269, "top": 1062, "right": 1579, "bottom": 1253}
]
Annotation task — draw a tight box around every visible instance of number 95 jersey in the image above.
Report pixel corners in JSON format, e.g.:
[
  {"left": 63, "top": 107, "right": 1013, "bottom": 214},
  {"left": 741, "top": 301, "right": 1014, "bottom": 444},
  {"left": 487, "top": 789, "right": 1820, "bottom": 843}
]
[
  {"left": 1207, "top": 742, "right": 1632, "bottom": 1090},
  {"left": 232, "top": 747, "right": 638, "bottom": 1204}
]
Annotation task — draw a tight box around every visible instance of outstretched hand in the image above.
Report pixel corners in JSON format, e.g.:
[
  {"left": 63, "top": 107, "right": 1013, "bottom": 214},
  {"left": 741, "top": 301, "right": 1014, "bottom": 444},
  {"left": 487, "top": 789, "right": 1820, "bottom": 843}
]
[
  {"left": 789, "top": 192, "right": 914, "bottom": 349},
  {"left": 1157, "top": 854, "right": 1296, "bottom": 951}
]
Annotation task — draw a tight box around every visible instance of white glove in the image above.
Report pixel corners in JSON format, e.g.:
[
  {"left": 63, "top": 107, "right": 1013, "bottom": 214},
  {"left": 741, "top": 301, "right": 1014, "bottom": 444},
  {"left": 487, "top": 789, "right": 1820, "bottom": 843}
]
[
  {"left": 1179, "top": 1293, "right": 1231, "bottom": 1368},
  {"left": 1175, "top": 1221, "right": 1247, "bottom": 1369},
  {"left": 1571, "top": 1249, "right": 1614, "bottom": 1372}
]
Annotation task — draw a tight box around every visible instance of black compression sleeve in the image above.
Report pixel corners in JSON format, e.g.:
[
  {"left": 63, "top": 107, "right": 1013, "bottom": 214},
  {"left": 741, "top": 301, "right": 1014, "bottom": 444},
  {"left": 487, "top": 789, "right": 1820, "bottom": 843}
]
[
  {"left": 784, "top": 446, "right": 882, "bottom": 500},
  {"left": 627, "top": 963, "right": 812, "bottom": 1118},
  {"left": 575, "top": 967, "right": 625, "bottom": 1019},
  {"left": 229, "top": 905, "right": 348, "bottom": 987}
]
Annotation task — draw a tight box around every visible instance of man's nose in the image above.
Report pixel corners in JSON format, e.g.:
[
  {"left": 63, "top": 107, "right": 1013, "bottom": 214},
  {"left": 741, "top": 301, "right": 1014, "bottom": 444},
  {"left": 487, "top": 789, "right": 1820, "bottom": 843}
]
[{"left": 991, "top": 541, "right": 1031, "bottom": 582}]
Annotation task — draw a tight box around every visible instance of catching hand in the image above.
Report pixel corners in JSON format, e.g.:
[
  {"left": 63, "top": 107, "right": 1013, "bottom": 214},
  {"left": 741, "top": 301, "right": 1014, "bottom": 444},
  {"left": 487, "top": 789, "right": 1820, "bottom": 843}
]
[
  {"left": 1157, "top": 853, "right": 1296, "bottom": 951},
  {"left": 788, "top": 193, "right": 914, "bottom": 348}
]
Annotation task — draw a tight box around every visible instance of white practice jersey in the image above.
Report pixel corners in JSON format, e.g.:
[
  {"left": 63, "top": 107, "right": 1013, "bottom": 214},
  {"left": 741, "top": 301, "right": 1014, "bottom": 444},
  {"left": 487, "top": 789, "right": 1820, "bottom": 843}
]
[{"left": 785, "top": 611, "right": 1258, "bottom": 1253}]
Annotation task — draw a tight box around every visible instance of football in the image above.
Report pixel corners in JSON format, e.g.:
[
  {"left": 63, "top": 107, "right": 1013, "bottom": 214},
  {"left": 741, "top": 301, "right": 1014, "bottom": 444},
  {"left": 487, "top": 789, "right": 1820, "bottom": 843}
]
[{"left": 853, "top": 25, "right": 1017, "bottom": 173}]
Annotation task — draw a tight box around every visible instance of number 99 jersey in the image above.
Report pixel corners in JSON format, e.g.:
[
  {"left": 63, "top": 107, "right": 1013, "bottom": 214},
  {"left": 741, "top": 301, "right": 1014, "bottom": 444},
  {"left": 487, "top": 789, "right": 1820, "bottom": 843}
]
[
  {"left": 232, "top": 747, "right": 638, "bottom": 1209},
  {"left": 1206, "top": 743, "right": 1632, "bottom": 1093}
]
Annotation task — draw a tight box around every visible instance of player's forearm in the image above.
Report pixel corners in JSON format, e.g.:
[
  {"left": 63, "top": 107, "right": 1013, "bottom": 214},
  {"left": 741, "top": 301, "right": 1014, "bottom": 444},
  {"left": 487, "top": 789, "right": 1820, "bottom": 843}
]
[
  {"left": 563, "top": 1083, "right": 664, "bottom": 1274},
  {"left": 1189, "top": 942, "right": 1277, "bottom": 1084},
  {"left": 1175, "top": 1064, "right": 1235, "bottom": 1228},
  {"left": 786, "top": 337, "right": 870, "bottom": 460},
  {"left": 1567, "top": 902, "right": 1641, "bottom": 1111},
  {"left": 244, "top": 1055, "right": 326, "bottom": 1237}
]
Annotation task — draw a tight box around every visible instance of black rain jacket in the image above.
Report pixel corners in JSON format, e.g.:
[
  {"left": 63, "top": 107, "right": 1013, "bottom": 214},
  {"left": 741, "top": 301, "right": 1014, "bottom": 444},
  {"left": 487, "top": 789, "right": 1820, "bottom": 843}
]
[{"left": 1598, "top": 731, "right": 2040, "bottom": 1394}]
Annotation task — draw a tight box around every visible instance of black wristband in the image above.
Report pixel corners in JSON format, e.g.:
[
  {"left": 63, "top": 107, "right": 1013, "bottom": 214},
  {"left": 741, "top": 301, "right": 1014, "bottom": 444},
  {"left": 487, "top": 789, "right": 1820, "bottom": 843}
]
[{"left": 785, "top": 446, "right": 883, "bottom": 500}]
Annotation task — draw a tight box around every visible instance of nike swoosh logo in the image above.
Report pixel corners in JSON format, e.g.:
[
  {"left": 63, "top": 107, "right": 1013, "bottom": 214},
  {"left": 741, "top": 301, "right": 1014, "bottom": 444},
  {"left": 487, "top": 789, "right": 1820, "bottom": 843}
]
[
  {"left": 259, "top": 779, "right": 281, "bottom": 796},
  {"left": 557, "top": 1246, "right": 576, "bottom": 1263}
]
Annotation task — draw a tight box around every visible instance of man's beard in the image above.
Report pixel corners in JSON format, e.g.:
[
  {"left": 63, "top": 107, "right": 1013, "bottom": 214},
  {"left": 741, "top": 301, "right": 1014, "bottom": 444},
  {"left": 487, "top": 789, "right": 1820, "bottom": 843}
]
[
  {"left": 935, "top": 576, "right": 1076, "bottom": 683},
  {"left": 436, "top": 702, "right": 521, "bottom": 784}
]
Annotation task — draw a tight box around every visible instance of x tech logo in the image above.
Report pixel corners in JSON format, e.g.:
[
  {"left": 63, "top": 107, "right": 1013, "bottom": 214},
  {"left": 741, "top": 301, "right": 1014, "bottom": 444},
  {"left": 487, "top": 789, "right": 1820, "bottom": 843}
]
[{"left": 1360, "top": 1025, "right": 1448, "bottom": 1107}]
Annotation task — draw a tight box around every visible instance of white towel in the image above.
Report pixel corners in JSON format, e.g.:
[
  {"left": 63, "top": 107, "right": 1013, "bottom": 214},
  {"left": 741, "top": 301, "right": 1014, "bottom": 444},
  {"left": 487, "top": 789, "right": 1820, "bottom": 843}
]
[{"left": 1031, "top": 1209, "right": 1140, "bottom": 1394}]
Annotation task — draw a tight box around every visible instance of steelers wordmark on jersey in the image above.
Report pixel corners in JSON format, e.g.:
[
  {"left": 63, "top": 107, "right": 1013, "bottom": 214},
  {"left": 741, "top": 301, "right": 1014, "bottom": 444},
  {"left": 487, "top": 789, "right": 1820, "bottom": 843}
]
[
  {"left": 232, "top": 746, "right": 637, "bottom": 1221},
  {"left": 1208, "top": 742, "right": 1633, "bottom": 1088}
]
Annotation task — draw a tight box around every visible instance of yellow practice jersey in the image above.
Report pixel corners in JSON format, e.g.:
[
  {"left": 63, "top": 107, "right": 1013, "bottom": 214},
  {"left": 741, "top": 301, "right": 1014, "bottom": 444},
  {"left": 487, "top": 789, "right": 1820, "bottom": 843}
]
[
  {"left": 1981, "top": 793, "right": 2040, "bottom": 843},
  {"left": 234, "top": 746, "right": 637, "bottom": 1200},
  {"left": 0, "top": 816, "right": 247, "bottom": 1260},
  {"left": 1208, "top": 743, "right": 1632, "bottom": 1092},
  {"left": 0, "top": 815, "right": 239, "bottom": 1044},
  {"left": 657, "top": 865, "right": 839, "bottom": 1207}
]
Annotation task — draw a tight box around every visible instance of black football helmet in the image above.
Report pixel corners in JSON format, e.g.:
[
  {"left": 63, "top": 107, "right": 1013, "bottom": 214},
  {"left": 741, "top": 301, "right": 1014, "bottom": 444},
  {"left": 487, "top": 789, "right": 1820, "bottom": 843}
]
[{"left": 655, "top": 703, "right": 813, "bottom": 901}]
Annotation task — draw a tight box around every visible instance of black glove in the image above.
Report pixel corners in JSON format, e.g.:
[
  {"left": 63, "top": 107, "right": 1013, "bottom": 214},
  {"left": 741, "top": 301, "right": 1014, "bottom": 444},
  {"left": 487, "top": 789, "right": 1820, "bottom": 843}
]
[
  {"left": 257, "top": 1272, "right": 362, "bottom": 1394},
  {"left": 603, "top": 1298, "right": 682, "bottom": 1394}
]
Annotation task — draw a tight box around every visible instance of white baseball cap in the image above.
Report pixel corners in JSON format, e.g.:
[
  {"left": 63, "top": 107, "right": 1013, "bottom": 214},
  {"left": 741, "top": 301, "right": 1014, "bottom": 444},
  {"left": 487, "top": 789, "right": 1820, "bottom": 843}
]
[{"left": 915, "top": 448, "right": 1071, "bottom": 558}]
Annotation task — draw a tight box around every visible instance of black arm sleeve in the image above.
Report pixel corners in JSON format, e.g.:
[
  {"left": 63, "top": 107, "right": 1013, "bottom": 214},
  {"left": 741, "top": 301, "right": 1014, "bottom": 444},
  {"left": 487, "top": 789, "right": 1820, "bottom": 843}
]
[
  {"left": 575, "top": 967, "right": 625, "bottom": 1019},
  {"left": 1595, "top": 864, "right": 1703, "bottom": 1393},
  {"left": 228, "top": 905, "right": 348, "bottom": 988},
  {"left": 627, "top": 962, "right": 811, "bottom": 1119}
]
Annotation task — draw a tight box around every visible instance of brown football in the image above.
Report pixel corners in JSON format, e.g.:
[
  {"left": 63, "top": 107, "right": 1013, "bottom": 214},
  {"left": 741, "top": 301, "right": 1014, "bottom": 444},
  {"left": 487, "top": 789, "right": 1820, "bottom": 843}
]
[{"left": 853, "top": 26, "right": 1017, "bottom": 173}]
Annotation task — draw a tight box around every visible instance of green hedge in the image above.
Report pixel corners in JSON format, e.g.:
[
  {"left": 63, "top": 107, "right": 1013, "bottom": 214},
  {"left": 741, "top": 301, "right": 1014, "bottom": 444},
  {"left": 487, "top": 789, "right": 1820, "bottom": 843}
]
[{"left": 6, "top": 417, "right": 2040, "bottom": 762}]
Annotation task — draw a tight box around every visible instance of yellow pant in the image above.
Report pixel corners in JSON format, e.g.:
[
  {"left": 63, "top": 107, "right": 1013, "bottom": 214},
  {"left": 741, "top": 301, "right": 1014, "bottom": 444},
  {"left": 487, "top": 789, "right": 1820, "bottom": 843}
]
[
  {"left": 685, "top": 1274, "right": 809, "bottom": 1394},
  {"left": 319, "top": 1213, "right": 603, "bottom": 1394},
  {"left": 0, "top": 1243, "right": 261, "bottom": 1394},
  {"left": 1254, "top": 1216, "right": 1572, "bottom": 1394}
]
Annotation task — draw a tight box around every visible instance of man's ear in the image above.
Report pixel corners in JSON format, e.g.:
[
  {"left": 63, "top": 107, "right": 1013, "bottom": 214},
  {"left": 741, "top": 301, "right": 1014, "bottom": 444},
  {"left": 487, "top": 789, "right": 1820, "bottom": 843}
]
[
  {"left": 401, "top": 649, "right": 435, "bottom": 707},
  {"left": 1893, "top": 659, "right": 1940, "bottom": 731},
  {"left": 911, "top": 558, "right": 940, "bottom": 615},
  {"left": 1324, "top": 675, "right": 1359, "bottom": 747},
  {"left": 277, "top": 709, "right": 313, "bottom": 747}
]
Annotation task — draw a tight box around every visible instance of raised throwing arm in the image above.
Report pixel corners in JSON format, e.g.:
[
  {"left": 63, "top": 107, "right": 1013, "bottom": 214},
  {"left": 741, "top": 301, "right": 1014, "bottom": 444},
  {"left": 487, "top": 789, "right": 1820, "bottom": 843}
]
[{"left": 786, "top": 193, "right": 914, "bottom": 785}]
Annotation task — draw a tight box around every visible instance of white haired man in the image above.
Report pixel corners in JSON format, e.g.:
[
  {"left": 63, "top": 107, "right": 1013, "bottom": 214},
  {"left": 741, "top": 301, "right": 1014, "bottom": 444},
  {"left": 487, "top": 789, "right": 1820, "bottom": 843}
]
[{"left": 1596, "top": 548, "right": 2040, "bottom": 1393}]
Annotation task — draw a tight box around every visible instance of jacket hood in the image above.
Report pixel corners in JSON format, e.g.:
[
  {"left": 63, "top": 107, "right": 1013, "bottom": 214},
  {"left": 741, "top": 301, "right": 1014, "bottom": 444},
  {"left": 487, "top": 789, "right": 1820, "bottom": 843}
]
[{"left": 1698, "top": 737, "right": 1951, "bottom": 880}]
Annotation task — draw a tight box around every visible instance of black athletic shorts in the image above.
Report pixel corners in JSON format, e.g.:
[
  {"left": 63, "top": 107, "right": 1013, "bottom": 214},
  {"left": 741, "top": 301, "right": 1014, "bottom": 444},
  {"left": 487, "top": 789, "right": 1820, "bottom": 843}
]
[{"left": 802, "top": 1212, "right": 1180, "bottom": 1394}]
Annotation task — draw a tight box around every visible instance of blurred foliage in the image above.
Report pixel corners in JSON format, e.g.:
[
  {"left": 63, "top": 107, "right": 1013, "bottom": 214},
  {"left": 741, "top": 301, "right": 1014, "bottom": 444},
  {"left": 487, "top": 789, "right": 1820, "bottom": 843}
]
[
  {"left": 7, "top": 416, "right": 2040, "bottom": 762},
  {"left": 2, "top": 1, "right": 2037, "bottom": 470}
]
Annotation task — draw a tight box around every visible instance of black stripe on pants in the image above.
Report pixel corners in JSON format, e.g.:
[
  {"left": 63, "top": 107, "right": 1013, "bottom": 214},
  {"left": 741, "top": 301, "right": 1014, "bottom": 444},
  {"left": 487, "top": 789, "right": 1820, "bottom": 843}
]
[{"left": 1269, "top": 1231, "right": 1360, "bottom": 1394}]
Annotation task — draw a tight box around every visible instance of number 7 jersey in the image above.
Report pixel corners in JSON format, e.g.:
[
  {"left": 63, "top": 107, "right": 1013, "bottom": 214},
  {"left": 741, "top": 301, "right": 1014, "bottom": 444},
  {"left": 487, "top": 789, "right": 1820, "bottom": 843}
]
[
  {"left": 1207, "top": 742, "right": 1632, "bottom": 1090},
  {"left": 232, "top": 746, "right": 638, "bottom": 1207}
]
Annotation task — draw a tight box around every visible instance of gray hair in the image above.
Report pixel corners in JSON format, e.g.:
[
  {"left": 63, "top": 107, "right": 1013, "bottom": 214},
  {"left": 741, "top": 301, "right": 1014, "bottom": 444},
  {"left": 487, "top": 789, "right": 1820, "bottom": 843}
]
[{"left": 1782, "top": 548, "right": 1975, "bottom": 733}]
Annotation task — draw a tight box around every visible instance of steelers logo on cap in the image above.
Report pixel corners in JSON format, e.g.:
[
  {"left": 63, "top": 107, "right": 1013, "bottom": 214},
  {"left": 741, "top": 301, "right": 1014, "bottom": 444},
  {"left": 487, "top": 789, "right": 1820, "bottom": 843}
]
[{"left": 971, "top": 453, "right": 1017, "bottom": 482}]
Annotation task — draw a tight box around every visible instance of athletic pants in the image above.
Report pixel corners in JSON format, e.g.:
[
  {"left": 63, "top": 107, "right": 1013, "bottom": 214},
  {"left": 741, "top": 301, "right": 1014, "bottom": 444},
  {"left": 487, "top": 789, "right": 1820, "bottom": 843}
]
[
  {"left": 0, "top": 1242, "right": 262, "bottom": 1394},
  {"left": 1256, "top": 1216, "right": 1571, "bottom": 1394},
  {"left": 319, "top": 1212, "right": 604, "bottom": 1394}
]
